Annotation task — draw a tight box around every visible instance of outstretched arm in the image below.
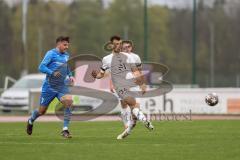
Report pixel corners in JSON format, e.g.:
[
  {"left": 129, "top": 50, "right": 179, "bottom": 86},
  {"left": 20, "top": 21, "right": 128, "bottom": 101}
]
[{"left": 92, "top": 57, "right": 109, "bottom": 79}]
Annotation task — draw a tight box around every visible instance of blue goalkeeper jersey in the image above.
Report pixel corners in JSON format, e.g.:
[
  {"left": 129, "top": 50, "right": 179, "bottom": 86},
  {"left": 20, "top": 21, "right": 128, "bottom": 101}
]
[{"left": 39, "top": 48, "right": 72, "bottom": 91}]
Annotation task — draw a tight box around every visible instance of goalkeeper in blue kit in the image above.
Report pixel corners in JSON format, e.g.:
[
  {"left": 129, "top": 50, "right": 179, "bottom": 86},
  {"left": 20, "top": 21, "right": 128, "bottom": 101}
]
[{"left": 26, "top": 36, "right": 75, "bottom": 138}]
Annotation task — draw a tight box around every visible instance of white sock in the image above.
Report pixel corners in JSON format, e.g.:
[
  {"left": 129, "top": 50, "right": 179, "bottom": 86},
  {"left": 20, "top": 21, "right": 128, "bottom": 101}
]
[
  {"left": 132, "top": 108, "right": 147, "bottom": 122},
  {"left": 121, "top": 108, "right": 131, "bottom": 128},
  {"left": 28, "top": 119, "right": 33, "bottom": 125},
  {"left": 63, "top": 127, "right": 68, "bottom": 131},
  {"left": 125, "top": 125, "right": 132, "bottom": 134}
]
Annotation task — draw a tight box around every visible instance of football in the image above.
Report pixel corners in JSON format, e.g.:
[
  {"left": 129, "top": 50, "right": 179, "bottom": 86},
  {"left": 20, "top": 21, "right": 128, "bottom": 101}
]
[{"left": 205, "top": 92, "right": 219, "bottom": 106}]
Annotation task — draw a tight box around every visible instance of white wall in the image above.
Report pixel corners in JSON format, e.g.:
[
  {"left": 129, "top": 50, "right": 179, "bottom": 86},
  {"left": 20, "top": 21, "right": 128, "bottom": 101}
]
[{"left": 130, "top": 88, "right": 240, "bottom": 114}]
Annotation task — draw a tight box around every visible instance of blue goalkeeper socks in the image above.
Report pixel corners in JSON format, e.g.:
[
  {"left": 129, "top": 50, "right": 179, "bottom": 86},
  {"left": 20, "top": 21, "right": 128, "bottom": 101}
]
[
  {"left": 63, "top": 107, "right": 72, "bottom": 130},
  {"left": 29, "top": 109, "right": 40, "bottom": 124}
]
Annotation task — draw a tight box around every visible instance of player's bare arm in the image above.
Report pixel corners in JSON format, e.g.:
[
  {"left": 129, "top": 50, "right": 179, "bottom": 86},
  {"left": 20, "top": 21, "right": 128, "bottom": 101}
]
[
  {"left": 132, "top": 68, "right": 146, "bottom": 94},
  {"left": 92, "top": 69, "right": 105, "bottom": 79}
]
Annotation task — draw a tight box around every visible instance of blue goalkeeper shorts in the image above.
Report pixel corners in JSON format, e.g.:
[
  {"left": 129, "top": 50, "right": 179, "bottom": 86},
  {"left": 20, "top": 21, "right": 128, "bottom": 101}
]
[{"left": 39, "top": 87, "right": 69, "bottom": 107}]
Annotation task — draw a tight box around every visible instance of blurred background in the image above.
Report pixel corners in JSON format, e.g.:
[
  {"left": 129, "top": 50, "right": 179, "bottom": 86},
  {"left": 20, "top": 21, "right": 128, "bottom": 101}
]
[{"left": 1, "top": 0, "right": 239, "bottom": 88}]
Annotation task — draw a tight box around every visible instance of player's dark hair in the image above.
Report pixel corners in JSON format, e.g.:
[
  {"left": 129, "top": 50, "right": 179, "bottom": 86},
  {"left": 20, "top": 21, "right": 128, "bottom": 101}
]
[
  {"left": 110, "top": 35, "right": 121, "bottom": 42},
  {"left": 122, "top": 40, "right": 134, "bottom": 47},
  {"left": 56, "top": 36, "right": 70, "bottom": 43}
]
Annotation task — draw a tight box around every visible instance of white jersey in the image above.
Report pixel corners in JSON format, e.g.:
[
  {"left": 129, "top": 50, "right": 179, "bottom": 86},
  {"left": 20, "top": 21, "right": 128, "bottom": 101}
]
[
  {"left": 101, "top": 52, "right": 142, "bottom": 99},
  {"left": 129, "top": 52, "right": 141, "bottom": 67},
  {"left": 101, "top": 52, "right": 136, "bottom": 73},
  {"left": 127, "top": 52, "right": 142, "bottom": 92},
  {"left": 101, "top": 52, "right": 136, "bottom": 89}
]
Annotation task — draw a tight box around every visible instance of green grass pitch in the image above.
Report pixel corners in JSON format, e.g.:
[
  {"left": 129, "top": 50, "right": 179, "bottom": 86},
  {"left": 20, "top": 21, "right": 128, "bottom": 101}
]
[{"left": 0, "top": 120, "right": 240, "bottom": 160}]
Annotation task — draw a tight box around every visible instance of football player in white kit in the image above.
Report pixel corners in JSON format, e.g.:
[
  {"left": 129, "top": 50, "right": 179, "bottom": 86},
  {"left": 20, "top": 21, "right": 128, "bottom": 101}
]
[
  {"left": 109, "top": 40, "right": 142, "bottom": 132},
  {"left": 121, "top": 40, "right": 142, "bottom": 127},
  {"left": 92, "top": 36, "right": 154, "bottom": 139}
]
